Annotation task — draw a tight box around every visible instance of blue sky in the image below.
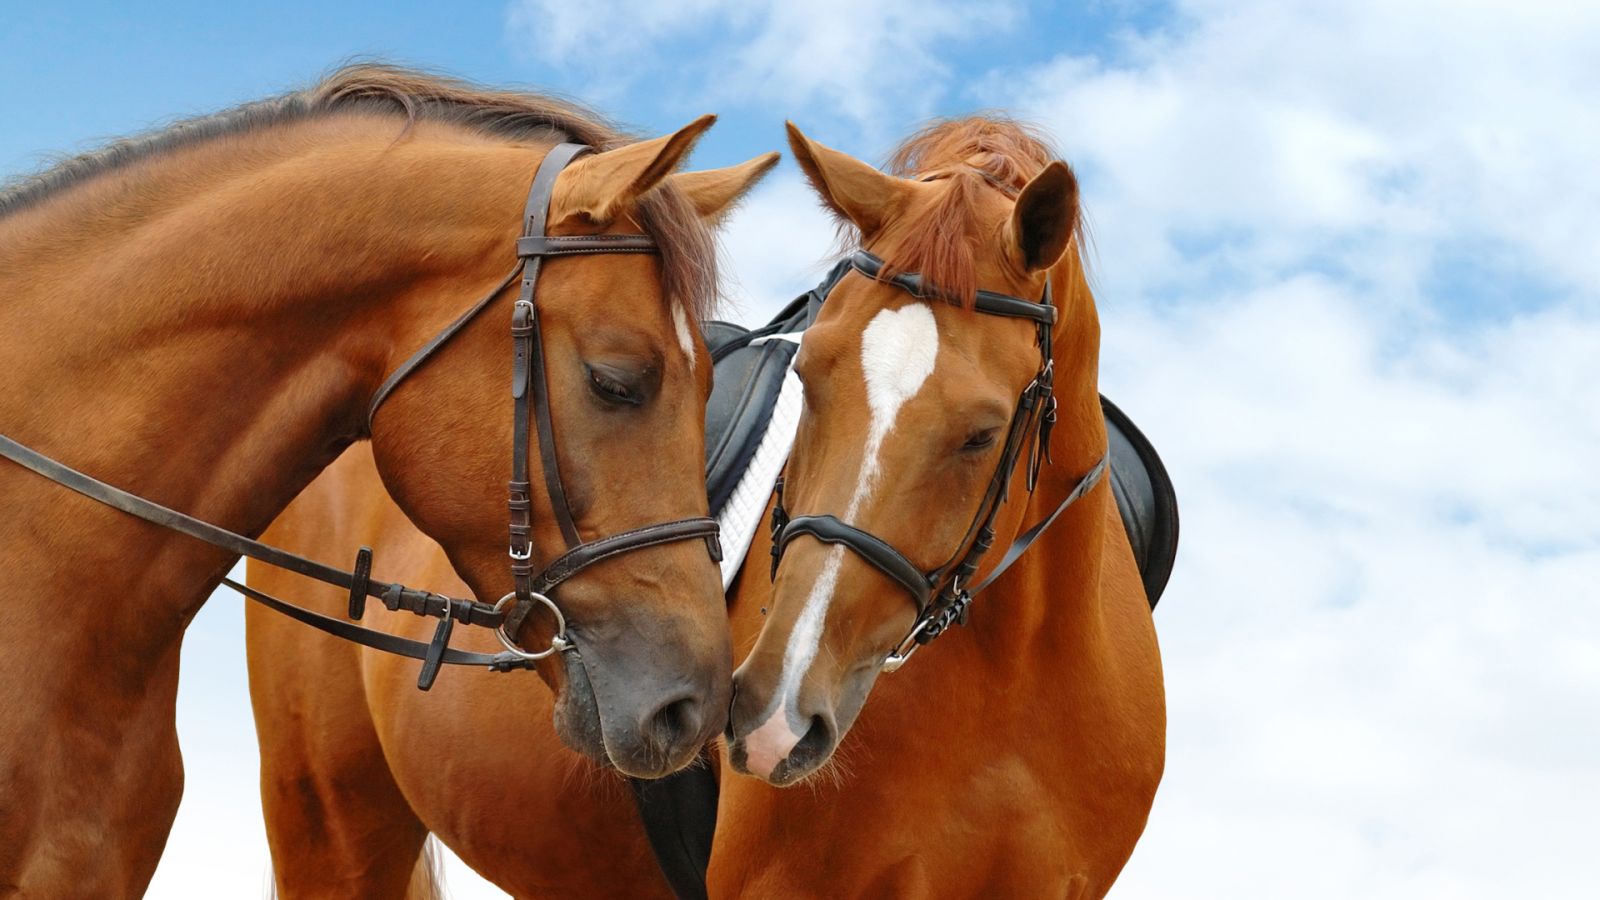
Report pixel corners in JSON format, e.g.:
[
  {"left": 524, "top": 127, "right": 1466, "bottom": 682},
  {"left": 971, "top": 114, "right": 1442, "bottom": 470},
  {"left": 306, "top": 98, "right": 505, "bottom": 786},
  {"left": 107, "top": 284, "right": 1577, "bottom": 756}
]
[
  {"left": 2, "top": 1, "right": 1162, "bottom": 184},
  {"left": 5, "top": 2, "right": 1597, "bottom": 898}
]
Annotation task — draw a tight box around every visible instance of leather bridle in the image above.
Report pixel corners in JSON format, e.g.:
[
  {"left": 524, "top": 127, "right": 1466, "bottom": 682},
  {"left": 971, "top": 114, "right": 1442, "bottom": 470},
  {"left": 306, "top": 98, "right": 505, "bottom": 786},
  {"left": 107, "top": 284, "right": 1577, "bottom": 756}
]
[
  {"left": 767, "top": 250, "right": 1106, "bottom": 672},
  {"left": 0, "top": 141, "right": 721, "bottom": 691}
]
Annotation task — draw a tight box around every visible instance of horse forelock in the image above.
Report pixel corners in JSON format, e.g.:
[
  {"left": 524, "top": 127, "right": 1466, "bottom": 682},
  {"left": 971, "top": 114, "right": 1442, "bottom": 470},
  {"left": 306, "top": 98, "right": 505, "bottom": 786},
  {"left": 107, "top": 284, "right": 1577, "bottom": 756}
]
[{"left": 843, "top": 115, "right": 1068, "bottom": 309}]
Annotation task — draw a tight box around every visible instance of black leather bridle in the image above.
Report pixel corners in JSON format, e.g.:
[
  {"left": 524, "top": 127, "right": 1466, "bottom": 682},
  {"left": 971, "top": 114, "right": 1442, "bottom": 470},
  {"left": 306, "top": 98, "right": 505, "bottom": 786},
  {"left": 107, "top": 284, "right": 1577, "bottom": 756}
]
[
  {"left": 767, "top": 250, "right": 1106, "bottom": 671},
  {"left": 0, "top": 142, "right": 721, "bottom": 690}
]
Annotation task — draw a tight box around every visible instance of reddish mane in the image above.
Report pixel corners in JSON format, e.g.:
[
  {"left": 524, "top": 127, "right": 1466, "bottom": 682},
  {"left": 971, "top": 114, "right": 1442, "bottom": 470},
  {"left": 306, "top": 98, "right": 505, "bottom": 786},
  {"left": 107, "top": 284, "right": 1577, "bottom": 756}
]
[
  {"left": 876, "top": 116, "right": 1065, "bottom": 306},
  {"left": 0, "top": 63, "right": 718, "bottom": 319}
]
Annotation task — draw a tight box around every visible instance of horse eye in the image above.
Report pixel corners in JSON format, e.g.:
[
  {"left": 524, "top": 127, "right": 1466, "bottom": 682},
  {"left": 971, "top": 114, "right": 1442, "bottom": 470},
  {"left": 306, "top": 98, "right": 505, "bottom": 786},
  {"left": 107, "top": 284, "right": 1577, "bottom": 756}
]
[
  {"left": 586, "top": 365, "right": 640, "bottom": 405},
  {"left": 962, "top": 428, "right": 999, "bottom": 451}
]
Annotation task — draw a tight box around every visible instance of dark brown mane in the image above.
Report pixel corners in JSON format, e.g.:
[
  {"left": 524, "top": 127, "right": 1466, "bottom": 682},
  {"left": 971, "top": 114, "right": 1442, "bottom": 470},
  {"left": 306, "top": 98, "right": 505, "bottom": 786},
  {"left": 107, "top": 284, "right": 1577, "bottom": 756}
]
[
  {"left": 872, "top": 115, "right": 1064, "bottom": 306},
  {"left": 0, "top": 63, "right": 717, "bottom": 317}
]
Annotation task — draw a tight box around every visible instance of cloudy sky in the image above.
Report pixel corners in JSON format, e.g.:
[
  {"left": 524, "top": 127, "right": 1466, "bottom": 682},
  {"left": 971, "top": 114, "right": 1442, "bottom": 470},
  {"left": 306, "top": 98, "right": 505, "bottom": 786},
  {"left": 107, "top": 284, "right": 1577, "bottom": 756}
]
[{"left": 4, "top": 1, "right": 1596, "bottom": 896}]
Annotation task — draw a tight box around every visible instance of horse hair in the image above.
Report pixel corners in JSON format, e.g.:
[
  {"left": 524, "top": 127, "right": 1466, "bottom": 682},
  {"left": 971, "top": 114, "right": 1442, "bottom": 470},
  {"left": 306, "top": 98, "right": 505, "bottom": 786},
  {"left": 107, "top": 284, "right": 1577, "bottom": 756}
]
[{"left": 0, "top": 62, "right": 719, "bottom": 318}]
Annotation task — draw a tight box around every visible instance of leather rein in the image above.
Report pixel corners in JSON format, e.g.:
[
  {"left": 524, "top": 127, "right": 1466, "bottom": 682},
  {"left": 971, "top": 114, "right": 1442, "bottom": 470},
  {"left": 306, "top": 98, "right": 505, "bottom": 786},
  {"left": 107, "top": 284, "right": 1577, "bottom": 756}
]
[
  {"left": 0, "top": 141, "right": 720, "bottom": 691},
  {"left": 767, "top": 250, "right": 1107, "bottom": 671}
]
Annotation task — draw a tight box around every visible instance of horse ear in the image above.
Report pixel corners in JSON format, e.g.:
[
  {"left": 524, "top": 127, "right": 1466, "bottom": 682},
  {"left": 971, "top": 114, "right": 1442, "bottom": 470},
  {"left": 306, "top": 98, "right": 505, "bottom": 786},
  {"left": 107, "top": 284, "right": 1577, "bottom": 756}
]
[
  {"left": 786, "top": 121, "right": 908, "bottom": 238},
  {"left": 1007, "top": 161, "right": 1079, "bottom": 273},
  {"left": 551, "top": 114, "right": 717, "bottom": 225},
  {"left": 667, "top": 152, "right": 781, "bottom": 224}
]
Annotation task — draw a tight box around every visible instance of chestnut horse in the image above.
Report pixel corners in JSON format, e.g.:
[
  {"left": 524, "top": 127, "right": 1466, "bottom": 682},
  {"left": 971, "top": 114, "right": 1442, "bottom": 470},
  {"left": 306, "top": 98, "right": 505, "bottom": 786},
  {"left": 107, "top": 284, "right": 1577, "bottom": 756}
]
[
  {"left": 244, "top": 145, "right": 775, "bottom": 895},
  {"left": 0, "top": 64, "right": 757, "bottom": 895},
  {"left": 242, "top": 117, "right": 1162, "bottom": 898},
  {"left": 714, "top": 121, "right": 1165, "bottom": 897}
]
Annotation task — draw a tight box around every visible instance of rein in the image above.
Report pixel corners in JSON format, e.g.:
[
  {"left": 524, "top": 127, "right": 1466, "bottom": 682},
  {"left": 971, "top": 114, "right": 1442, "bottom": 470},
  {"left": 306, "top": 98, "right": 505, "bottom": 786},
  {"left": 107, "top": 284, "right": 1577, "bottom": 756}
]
[
  {"left": 767, "top": 250, "right": 1107, "bottom": 671},
  {"left": 0, "top": 142, "right": 720, "bottom": 691}
]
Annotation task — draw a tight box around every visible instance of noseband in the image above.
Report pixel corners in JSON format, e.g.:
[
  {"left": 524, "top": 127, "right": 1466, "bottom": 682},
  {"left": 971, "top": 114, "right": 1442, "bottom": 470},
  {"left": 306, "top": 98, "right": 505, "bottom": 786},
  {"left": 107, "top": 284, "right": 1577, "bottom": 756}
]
[
  {"left": 0, "top": 142, "right": 720, "bottom": 690},
  {"left": 767, "top": 250, "right": 1106, "bottom": 671}
]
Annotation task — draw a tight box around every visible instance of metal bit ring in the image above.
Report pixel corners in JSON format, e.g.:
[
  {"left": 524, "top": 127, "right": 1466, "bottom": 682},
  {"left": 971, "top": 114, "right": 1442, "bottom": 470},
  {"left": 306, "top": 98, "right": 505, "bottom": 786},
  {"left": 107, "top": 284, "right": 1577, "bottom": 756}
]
[{"left": 491, "top": 591, "right": 572, "bottom": 660}]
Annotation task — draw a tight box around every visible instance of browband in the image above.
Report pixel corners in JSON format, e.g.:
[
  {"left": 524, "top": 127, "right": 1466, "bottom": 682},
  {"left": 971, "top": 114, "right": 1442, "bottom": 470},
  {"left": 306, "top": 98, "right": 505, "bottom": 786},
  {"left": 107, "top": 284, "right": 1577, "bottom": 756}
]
[{"left": 848, "top": 251, "right": 1057, "bottom": 326}]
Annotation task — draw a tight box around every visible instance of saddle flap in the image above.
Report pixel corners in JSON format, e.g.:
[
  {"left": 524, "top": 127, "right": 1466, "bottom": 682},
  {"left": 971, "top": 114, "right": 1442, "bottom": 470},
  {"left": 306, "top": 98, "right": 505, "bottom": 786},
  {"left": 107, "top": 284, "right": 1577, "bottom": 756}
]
[
  {"left": 1102, "top": 395, "right": 1180, "bottom": 608},
  {"left": 702, "top": 324, "right": 800, "bottom": 518}
]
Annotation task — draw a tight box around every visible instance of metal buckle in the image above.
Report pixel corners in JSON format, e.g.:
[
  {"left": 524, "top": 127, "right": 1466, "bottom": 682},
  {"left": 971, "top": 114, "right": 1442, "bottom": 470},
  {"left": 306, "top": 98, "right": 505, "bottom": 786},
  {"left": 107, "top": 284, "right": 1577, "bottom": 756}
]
[
  {"left": 508, "top": 542, "right": 533, "bottom": 561},
  {"left": 882, "top": 615, "right": 931, "bottom": 673},
  {"left": 883, "top": 574, "right": 969, "bottom": 673},
  {"left": 491, "top": 591, "right": 571, "bottom": 660}
]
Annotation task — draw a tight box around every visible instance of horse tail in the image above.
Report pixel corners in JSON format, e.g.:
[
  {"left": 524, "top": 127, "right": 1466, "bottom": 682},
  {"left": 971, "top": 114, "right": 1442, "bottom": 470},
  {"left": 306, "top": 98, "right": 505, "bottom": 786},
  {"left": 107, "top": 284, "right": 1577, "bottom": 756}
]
[{"left": 404, "top": 836, "right": 446, "bottom": 900}]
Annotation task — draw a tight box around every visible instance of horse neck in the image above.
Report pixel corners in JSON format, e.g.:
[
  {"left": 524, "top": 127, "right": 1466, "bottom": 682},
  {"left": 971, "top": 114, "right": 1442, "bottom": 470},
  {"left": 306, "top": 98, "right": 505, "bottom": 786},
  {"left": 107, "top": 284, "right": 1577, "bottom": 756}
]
[
  {"left": 0, "top": 119, "right": 537, "bottom": 628},
  {"left": 966, "top": 240, "right": 1112, "bottom": 662}
]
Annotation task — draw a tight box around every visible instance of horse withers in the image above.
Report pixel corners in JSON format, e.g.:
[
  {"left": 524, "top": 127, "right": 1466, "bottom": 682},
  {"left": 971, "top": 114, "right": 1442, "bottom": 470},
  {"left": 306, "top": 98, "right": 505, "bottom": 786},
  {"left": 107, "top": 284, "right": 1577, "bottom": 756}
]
[{"left": 0, "top": 65, "right": 767, "bottom": 894}]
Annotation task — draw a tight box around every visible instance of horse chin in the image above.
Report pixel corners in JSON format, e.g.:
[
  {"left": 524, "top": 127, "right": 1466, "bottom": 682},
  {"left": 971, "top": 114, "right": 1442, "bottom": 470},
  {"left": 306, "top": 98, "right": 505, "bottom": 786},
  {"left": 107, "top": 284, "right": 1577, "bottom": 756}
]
[{"left": 551, "top": 649, "right": 611, "bottom": 768}]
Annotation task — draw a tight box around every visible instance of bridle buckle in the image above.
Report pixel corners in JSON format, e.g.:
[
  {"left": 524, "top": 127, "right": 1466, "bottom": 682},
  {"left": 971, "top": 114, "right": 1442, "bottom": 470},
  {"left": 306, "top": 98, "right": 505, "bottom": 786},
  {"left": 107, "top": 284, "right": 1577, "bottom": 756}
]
[{"left": 882, "top": 621, "right": 926, "bottom": 673}]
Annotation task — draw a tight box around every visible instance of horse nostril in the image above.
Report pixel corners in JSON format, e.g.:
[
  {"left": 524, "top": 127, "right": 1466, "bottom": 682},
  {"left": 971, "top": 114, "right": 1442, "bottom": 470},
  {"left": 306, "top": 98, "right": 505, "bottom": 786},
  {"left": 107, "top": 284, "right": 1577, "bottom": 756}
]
[
  {"left": 785, "top": 714, "right": 836, "bottom": 772},
  {"left": 725, "top": 678, "right": 741, "bottom": 740},
  {"left": 643, "top": 695, "right": 703, "bottom": 755}
]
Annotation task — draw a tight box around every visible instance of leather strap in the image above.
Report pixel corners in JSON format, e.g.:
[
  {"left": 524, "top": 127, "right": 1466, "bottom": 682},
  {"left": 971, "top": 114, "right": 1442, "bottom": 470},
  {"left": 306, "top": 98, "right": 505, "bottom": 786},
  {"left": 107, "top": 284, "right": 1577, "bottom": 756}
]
[
  {"left": 222, "top": 577, "right": 532, "bottom": 671},
  {"left": 366, "top": 263, "right": 526, "bottom": 430},
  {"left": 848, "top": 251, "right": 1057, "bottom": 326},
  {"left": 772, "top": 514, "right": 933, "bottom": 609},
  {"left": 518, "top": 142, "right": 591, "bottom": 551},
  {"left": 500, "top": 143, "right": 724, "bottom": 647},
  {"left": 516, "top": 234, "right": 658, "bottom": 257},
  {"left": 968, "top": 454, "right": 1107, "bottom": 596},
  {"left": 0, "top": 433, "right": 519, "bottom": 692},
  {"left": 504, "top": 515, "right": 723, "bottom": 636},
  {"left": 533, "top": 517, "right": 723, "bottom": 594},
  {"left": 0, "top": 433, "right": 488, "bottom": 616}
]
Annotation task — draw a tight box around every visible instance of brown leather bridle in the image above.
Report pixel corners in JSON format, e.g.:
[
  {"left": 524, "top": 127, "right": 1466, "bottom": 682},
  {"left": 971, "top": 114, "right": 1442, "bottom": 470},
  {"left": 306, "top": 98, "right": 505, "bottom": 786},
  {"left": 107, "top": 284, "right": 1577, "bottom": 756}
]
[
  {"left": 0, "top": 141, "right": 721, "bottom": 691},
  {"left": 767, "top": 250, "right": 1106, "bottom": 672}
]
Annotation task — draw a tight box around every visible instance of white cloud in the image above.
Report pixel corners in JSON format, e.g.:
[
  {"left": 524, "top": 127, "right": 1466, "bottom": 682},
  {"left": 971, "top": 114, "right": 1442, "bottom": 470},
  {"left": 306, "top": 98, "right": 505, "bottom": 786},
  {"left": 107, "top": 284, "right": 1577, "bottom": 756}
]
[
  {"left": 1000, "top": 0, "right": 1600, "bottom": 303},
  {"left": 711, "top": 170, "right": 841, "bottom": 318},
  {"left": 505, "top": 0, "right": 1023, "bottom": 133},
  {"left": 1099, "top": 285, "right": 1600, "bottom": 898},
  {"left": 965, "top": 1, "right": 1600, "bottom": 896}
]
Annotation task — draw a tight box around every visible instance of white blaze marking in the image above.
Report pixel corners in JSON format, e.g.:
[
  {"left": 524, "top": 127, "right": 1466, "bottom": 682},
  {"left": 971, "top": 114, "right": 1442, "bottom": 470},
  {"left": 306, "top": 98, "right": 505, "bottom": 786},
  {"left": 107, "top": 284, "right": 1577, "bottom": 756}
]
[
  {"left": 672, "top": 303, "right": 696, "bottom": 373},
  {"left": 744, "top": 304, "right": 938, "bottom": 772}
]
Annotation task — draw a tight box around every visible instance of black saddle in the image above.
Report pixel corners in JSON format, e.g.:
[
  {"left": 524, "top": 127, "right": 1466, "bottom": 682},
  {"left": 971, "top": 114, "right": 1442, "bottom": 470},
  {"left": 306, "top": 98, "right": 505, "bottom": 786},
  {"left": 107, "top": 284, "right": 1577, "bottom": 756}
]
[{"left": 700, "top": 261, "right": 1179, "bottom": 607}]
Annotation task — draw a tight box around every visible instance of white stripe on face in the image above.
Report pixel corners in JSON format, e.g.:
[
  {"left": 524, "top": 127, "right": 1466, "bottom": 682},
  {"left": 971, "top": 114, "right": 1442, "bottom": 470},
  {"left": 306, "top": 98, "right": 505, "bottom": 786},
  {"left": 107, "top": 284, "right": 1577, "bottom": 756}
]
[
  {"left": 672, "top": 302, "right": 696, "bottom": 373},
  {"left": 742, "top": 303, "right": 939, "bottom": 776}
]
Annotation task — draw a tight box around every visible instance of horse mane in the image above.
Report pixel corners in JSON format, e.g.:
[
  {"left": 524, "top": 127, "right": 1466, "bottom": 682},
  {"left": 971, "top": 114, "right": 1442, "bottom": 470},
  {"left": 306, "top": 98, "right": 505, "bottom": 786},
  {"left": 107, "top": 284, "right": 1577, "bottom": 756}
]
[
  {"left": 865, "top": 115, "right": 1066, "bottom": 307},
  {"left": 0, "top": 63, "right": 717, "bottom": 317}
]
